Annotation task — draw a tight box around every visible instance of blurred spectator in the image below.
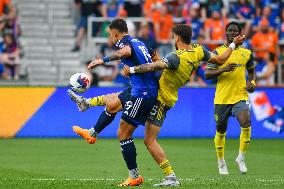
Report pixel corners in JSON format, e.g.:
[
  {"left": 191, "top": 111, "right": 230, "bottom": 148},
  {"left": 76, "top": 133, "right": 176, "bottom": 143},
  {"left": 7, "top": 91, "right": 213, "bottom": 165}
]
[
  {"left": 0, "top": 33, "right": 20, "bottom": 80},
  {"left": 232, "top": 0, "right": 255, "bottom": 36},
  {"left": 152, "top": 3, "right": 174, "bottom": 57},
  {"left": 255, "top": 58, "right": 275, "bottom": 86},
  {"left": 124, "top": 0, "right": 142, "bottom": 17},
  {"left": 0, "top": 0, "right": 16, "bottom": 21},
  {"left": 201, "top": 0, "right": 226, "bottom": 21},
  {"left": 138, "top": 22, "right": 158, "bottom": 51},
  {"left": 96, "top": 37, "right": 118, "bottom": 81},
  {"left": 101, "top": 0, "right": 124, "bottom": 18},
  {"left": 251, "top": 19, "right": 279, "bottom": 86},
  {"left": 184, "top": 7, "right": 203, "bottom": 42},
  {"left": 278, "top": 9, "right": 284, "bottom": 40},
  {"left": 204, "top": 10, "right": 228, "bottom": 50},
  {"left": 233, "top": 0, "right": 255, "bottom": 20},
  {"left": 252, "top": 6, "right": 277, "bottom": 32},
  {"left": 143, "top": 0, "right": 164, "bottom": 18},
  {"left": 169, "top": 0, "right": 200, "bottom": 18},
  {"left": 255, "top": 0, "right": 283, "bottom": 19},
  {"left": 72, "top": 0, "right": 102, "bottom": 52}
]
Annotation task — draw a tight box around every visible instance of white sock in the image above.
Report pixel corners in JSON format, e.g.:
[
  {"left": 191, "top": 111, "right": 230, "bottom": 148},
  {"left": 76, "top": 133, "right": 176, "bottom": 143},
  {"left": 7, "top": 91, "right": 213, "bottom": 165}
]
[
  {"left": 237, "top": 151, "right": 245, "bottom": 160},
  {"left": 218, "top": 159, "right": 225, "bottom": 164},
  {"left": 129, "top": 168, "right": 139, "bottom": 179},
  {"left": 88, "top": 128, "right": 98, "bottom": 137}
]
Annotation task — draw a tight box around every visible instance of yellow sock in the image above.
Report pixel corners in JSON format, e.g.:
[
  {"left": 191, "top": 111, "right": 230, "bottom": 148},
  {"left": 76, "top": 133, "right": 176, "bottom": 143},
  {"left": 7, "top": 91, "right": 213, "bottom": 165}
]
[
  {"left": 214, "top": 131, "right": 226, "bottom": 160},
  {"left": 89, "top": 95, "right": 105, "bottom": 106},
  {"left": 239, "top": 127, "right": 251, "bottom": 153},
  {"left": 159, "top": 160, "right": 174, "bottom": 176}
]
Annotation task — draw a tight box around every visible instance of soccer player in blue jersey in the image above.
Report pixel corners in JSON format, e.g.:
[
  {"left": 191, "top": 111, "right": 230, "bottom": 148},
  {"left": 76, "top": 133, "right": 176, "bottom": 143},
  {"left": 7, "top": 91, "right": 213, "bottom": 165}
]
[{"left": 72, "top": 18, "right": 159, "bottom": 186}]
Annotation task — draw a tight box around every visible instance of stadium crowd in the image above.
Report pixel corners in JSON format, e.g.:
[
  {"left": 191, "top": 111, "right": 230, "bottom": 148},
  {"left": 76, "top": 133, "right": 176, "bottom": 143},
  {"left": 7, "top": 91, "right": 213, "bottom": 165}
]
[
  {"left": 0, "top": 0, "right": 20, "bottom": 80},
  {"left": 72, "top": 0, "right": 284, "bottom": 87}
]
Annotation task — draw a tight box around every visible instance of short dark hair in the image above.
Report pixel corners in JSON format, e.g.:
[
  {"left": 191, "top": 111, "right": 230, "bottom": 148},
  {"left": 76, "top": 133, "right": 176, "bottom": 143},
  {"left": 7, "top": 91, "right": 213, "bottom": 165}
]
[
  {"left": 172, "top": 24, "right": 192, "bottom": 44},
  {"left": 109, "top": 18, "right": 128, "bottom": 33},
  {"left": 225, "top": 21, "right": 242, "bottom": 33}
]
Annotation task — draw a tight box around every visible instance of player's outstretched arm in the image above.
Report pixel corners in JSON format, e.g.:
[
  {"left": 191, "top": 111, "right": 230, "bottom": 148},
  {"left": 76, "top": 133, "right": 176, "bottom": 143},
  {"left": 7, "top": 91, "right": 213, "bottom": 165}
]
[
  {"left": 123, "top": 52, "right": 179, "bottom": 75},
  {"left": 205, "top": 63, "right": 238, "bottom": 80},
  {"left": 123, "top": 59, "right": 168, "bottom": 76},
  {"left": 208, "top": 35, "right": 246, "bottom": 66},
  {"left": 88, "top": 46, "right": 132, "bottom": 70}
]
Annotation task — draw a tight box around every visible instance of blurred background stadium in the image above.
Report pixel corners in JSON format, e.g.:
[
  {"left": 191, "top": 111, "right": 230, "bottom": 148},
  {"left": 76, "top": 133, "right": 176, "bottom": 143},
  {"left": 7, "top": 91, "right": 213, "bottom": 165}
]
[{"left": 0, "top": 0, "right": 283, "bottom": 188}]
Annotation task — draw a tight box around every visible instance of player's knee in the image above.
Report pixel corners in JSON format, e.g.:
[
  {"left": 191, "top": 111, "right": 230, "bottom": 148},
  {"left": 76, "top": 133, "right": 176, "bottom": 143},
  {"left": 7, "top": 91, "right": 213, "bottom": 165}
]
[{"left": 106, "top": 95, "right": 120, "bottom": 114}]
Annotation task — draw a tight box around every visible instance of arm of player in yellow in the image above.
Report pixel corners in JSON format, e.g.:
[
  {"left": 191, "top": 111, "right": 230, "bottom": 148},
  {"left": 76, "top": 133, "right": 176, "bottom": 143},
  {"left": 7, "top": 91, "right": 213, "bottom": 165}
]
[
  {"left": 208, "top": 35, "right": 245, "bottom": 66},
  {"left": 205, "top": 64, "right": 238, "bottom": 80}
]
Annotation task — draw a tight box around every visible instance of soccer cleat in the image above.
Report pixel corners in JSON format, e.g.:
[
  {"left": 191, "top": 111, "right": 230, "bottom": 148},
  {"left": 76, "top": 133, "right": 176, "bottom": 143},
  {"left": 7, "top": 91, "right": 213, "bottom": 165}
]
[
  {"left": 67, "top": 89, "right": 90, "bottom": 112},
  {"left": 218, "top": 161, "right": 229, "bottom": 175},
  {"left": 72, "top": 126, "right": 96, "bottom": 144},
  {"left": 153, "top": 176, "right": 180, "bottom": 187},
  {"left": 235, "top": 157, "right": 248, "bottom": 174},
  {"left": 118, "top": 176, "right": 144, "bottom": 187}
]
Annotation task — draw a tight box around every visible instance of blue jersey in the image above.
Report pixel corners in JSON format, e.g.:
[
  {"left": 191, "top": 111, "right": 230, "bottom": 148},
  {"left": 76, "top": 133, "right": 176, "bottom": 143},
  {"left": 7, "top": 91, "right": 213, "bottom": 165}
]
[{"left": 115, "top": 35, "right": 159, "bottom": 98}]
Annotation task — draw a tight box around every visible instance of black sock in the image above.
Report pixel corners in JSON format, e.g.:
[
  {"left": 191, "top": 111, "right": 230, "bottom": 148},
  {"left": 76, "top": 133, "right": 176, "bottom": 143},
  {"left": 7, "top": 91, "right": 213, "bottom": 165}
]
[
  {"left": 120, "top": 138, "right": 137, "bottom": 170},
  {"left": 91, "top": 108, "right": 116, "bottom": 136}
]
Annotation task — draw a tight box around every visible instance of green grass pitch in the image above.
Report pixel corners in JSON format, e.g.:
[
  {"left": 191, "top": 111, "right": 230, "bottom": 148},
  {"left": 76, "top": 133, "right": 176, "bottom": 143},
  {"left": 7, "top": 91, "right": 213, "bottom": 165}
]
[{"left": 0, "top": 138, "right": 283, "bottom": 189}]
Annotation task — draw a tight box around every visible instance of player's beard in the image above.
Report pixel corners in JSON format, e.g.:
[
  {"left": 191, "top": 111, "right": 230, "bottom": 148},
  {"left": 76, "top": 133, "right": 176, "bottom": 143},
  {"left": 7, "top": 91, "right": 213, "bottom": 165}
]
[{"left": 175, "top": 43, "right": 178, "bottom": 50}]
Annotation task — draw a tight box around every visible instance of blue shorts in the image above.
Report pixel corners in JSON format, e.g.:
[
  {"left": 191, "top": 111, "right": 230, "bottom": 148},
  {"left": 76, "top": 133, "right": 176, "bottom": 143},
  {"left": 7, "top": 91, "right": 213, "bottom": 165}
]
[
  {"left": 78, "top": 16, "right": 88, "bottom": 29},
  {"left": 118, "top": 87, "right": 157, "bottom": 127}
]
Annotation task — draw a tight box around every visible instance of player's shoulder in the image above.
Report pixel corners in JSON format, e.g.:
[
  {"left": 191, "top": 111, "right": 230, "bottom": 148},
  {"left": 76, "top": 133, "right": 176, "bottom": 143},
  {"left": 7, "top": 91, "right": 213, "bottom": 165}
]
[{"left": 238, "top": 46, "right": 252, "bottom": 55}]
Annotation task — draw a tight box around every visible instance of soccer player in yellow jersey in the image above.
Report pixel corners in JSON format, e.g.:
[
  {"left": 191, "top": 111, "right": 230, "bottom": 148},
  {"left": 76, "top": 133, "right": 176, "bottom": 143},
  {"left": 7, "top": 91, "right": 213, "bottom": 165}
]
[
  {"left": 68, "top": 24, "right": 245, "bottom": 186},
  {"left": 205, "top": 22, "right": 255, "bottom": 175}
]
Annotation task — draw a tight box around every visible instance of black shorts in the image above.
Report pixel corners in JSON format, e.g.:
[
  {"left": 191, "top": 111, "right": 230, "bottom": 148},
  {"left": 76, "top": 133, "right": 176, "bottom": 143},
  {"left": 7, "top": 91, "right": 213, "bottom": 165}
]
[
  {"left": 214, "top": 100, "right": 250, "bottom": 126},
  {"left": 118, "top": 88, "right": 157, "bottom": 127},
  {"left": 147, "top": 100, "right": 171, "bottom": 127}
]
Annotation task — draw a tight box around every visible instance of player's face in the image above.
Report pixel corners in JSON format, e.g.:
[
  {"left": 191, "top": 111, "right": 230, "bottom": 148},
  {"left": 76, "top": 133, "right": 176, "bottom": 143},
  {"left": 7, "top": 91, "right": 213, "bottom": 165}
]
[{"left": 226, "top": 25, "right": 240, "bottom": 42}]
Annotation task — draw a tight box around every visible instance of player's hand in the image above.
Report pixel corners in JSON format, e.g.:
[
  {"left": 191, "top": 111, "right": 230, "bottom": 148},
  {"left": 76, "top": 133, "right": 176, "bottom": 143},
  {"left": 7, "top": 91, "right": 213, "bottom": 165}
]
[
  {"left": 233, "top": 35, "right": 246, "bottom": 46},
  {"left": 88, "top": 59, "right": 104, "bottom": 70},
  {"left": 246, "top": 81, "right": 255, "bottom": 93},
  {"left": 221, "top": 63, "right": 238, "bottom": 73},
  {"left": 122, "top": 65, "right": 130, "bottom": 77}
]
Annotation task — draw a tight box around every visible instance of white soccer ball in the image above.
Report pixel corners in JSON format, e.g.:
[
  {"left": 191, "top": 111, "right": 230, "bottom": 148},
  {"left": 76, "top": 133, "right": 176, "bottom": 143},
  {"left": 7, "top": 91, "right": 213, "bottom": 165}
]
[{"left": 69, "top": 73, "right": 90, "bottom": 93}]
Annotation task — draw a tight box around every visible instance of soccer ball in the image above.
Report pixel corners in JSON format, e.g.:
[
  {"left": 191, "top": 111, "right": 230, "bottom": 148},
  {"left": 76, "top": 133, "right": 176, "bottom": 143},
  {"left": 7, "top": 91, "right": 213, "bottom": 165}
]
[{"left": 69, "top": 73, "right": 90, "bottom": 93}]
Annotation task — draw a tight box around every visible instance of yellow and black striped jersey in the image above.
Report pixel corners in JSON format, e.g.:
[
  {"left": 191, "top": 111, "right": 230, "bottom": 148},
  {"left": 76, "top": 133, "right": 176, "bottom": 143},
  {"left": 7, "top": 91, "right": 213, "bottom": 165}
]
[
  {"left": 158, "top": 44, "right": 212, "bottom": 107},
  {"left": 206, "top": 45, "right": 254, "bottom": 104}
]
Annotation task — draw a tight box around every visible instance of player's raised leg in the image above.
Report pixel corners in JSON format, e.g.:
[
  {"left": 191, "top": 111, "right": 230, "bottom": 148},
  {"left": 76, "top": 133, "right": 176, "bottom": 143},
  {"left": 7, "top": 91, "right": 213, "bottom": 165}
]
[
  {"left": 71, "top": 91, "right": 123, "bottom": 144},
  {"left": 235, "top": 104, "right": 252, "bottom": 174},
  {"left": 67, "top": 89, "right": 120, "bottom": 112}
]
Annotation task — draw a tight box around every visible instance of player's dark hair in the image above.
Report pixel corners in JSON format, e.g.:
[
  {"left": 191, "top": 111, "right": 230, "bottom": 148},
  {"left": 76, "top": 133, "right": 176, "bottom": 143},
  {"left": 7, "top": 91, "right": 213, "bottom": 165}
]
[
  {"left": 172, "top": 24, "right": 192, "bottom": 44},
  {"left": 109, "top": 18, "right": 128, "bottom": 33},
  {"left": 225, "top": 21, "right": 242, "bottom": 33}
]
